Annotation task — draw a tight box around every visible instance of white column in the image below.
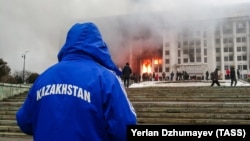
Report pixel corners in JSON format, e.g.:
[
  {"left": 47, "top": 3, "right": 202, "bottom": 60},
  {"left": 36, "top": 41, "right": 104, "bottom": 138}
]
[
  {"left": 246, "top": 21, "right": 250, "bottom": 78},
  {"left": 220, "top": 23, "right": 225, "bottom": 80},
  {"left": 233, "top": 22, "right": 237, "bottom": 71}
]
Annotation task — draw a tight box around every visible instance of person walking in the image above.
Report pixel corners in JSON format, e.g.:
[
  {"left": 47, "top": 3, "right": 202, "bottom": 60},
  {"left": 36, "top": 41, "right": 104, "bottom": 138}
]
[
  {"left": 16, "top": 22, "right": 137, "bottom": 141},
  {"left": 230, "top": 65, "right": 237, "bottom": 87},
  {"left": 211, "top": 68, "right": 220, "bottom": 86},
  {"left": 122, "top": 62, "right": 132, "bottom": 88}
]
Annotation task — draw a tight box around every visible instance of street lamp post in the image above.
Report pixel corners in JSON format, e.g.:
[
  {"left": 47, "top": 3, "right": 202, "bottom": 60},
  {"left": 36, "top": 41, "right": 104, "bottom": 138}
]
[{"left": 22, "top": 51, "right": 29, "bottom": 84}]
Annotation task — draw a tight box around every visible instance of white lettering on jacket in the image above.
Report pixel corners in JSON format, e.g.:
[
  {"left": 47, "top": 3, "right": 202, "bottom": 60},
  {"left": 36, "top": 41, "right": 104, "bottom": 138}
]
[{"left": 36, "top": 84, "right": 91, "bottom": 103}]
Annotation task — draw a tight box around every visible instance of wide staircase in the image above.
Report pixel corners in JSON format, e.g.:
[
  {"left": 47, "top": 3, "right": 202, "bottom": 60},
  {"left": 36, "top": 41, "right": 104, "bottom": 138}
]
[
  {"left": 127, "top": 86, "right": 250, "bottom": 125},
  {"left": 1, "top": 86, "right": 250, "bottom": 138}
]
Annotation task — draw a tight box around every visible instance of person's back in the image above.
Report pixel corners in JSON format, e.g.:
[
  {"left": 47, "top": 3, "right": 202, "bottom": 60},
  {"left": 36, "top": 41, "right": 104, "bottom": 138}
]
[
  {"left": 123, "top": 63, "right": 132, "bottom": 78},
  {"left": 16, "top": 22, "right": 137, "bottom": 141},
  {"left": 122, "top": 63, "right": 132, "bottom": 87}
]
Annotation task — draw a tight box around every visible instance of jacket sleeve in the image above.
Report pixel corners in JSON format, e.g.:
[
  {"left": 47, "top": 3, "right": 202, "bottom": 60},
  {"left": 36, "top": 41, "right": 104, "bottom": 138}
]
[
  {"left": 16, "top": 92, "right": 34, "bottom": 135},
  {"left": 103, "top": 76, "right": 137, "bottom": 141}
]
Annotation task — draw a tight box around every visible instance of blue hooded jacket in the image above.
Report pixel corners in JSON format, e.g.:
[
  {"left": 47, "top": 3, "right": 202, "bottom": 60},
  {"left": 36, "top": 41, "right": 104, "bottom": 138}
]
[{"left": 16, "top": 22, "right": 137, "bottom": 141}]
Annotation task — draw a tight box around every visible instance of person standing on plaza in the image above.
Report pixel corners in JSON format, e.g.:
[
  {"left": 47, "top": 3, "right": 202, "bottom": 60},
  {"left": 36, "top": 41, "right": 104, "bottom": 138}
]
[
  {"left": 162, "top": 72, "right": 166, "bottom": 81},
  {"left": 16, "top": 22, "right": 137, "bottom": 141},
  {"left": 237, "top": 69, "right": 240, "bottom": 79},
  {"left": 205, "top": 71, "right": 209, "bottom": 80},
  {"left": 170, "top": 71, "right": 174, "bottom": 81},
  {"left": 226, "top": 68, "right": 230, "bottom": 79},
  {"left": 211, "top": 68, "right": 220, "bottom": 86},
  {"left": 122, "top": 62, "right": 132, "bottom": 88},
  {"left": 230, "top": 65, "right": 237, "bottom": 87}
]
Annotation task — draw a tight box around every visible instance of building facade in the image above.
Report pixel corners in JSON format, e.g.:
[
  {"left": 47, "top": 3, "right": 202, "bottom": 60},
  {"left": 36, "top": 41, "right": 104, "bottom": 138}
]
[{"left": 162, "top": 16, "right": 250, "bottom": 80}]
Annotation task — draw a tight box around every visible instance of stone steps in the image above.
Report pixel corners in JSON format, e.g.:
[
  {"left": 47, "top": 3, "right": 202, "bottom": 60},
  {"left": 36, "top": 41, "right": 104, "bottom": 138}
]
[
  {"left": 126, "top": 86, "right": 250, "bottom": 125},
  {"left": 0, "top": 93, "right": 29, "bottom": 138},
  {"left": 1, "top": 86, "right": 250, "bottom": 138},
  {"left": 137, "top": 118, "right": 250, "bottom": 125}
]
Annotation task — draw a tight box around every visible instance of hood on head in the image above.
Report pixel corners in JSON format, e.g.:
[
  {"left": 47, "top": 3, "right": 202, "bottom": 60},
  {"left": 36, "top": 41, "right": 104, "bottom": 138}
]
[{"left": 57, "top": 22, "right": 121, "bottom": 76}]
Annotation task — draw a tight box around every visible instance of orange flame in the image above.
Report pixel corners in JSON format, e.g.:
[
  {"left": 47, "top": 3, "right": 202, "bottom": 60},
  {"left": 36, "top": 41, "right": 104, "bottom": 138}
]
[{"left": 142, "top": 59, "right": 152, "bottom": 73}]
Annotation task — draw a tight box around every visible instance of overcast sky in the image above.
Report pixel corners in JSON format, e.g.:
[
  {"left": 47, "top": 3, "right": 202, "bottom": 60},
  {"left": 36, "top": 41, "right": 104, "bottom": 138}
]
[{"left": 1, "top": 0, "right": 250, "bottom": 74}]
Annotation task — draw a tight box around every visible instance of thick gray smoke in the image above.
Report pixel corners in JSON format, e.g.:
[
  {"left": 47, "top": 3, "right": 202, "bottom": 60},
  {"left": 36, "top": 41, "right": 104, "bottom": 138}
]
[{"left": 0, "top": 0, "right": 249, "bottom": 74}]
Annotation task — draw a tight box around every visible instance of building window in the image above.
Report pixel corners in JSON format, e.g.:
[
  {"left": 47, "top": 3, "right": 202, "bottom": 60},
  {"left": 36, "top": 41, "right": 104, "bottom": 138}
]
[
  {"left": 183, "top": 58, "right": 188, "bottom": 63},
  {"left": 224, "top": 47, "right": 228, "bottom": 52},
  {"left": 237, "top": 47, "right": 241, "bottom": 52},
  {"left": 189, "top": 49, "right": 194, "bottom": 54},
  {"left": 237, "top": 23, "right": 245, "bottom": 28},
  {"left": 165, "top": 50, "right": 170, "bottom": 55},
  {"left": 228, "top": 47, "right": 233, "bottom": 52},
  {"left": 237, "top": 56, "right": 242, "bottom": 61},
  {"left": 190, "top": 56, "right": 195, "bottom": 62},
  {"left": 236, "top": 28, "right": 245, "bottom": 33},
  {"left": 243, "top": 55, "right": 247, "bottom": 61},
  {"left": 243, "top": 65, "right": 247, "bottom": 70},
  {"left": 216, "top": 56, "right": 220, "bottom": 61},
  {"left": 183, "top": 49, "right": 188, "bottom": 54},
  {"left": 178, "top": 59, "right": 181, "bottom": 64},
  {"left": 237, "top": 37, "right": 241, "bottom": 42},
  {"left": 165, "top": 59, "right": 170, "bottom": 64},
  {"left": 238, "top": 65, "right": 242, "bottom": 70},
  {"left": 196, "top": 57, "right": 201, "bottom": 62},
  {"left": 216, "top": 48, "right": 220, "bottom": 53},
  {"left": 165, "top": 67, "right": 170, "bottom": 72},
  {"left": 196, "top": 48, "right": 201, "bottom": 53},
  {"left": 216, "top": 39, "right": 220, "bottom": 44},
  {"left": 242, "top": 37, "right": 246, "bottom": 42},
  {"left": 229, "top": 55, "right": 233, "bottom": 61},
  {"left": 178, "top": 50, "right": 181, "bottom": 57},
  {"left": 223, "top": 38, "right": 227, "bottom": 43},
  {"left": 242, "top": 46, "right": 247, "bottom": 51},
  {"left": 228, "top": 38, "right": 233, "bottom": 43},
  {"left": 204, "top": 57, "right": 207, "bottom": 63},
  {"left": 237, "top": 37, "right": 247, "bottom": 43},
  {"left": 224, "top": 56, "right": 228, "bottom": 61},
  {"left": 204, "top": 48, "right": 207, "bottom": 56},
  {"left": 223, "top": 29, "right": 232, "bottom": 34}
]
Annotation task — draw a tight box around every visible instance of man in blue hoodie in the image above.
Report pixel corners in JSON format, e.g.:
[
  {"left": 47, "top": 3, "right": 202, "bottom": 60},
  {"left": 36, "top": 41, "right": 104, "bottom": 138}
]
[{"left": 16, "top": 22, "right": 137, "bottom": 141}]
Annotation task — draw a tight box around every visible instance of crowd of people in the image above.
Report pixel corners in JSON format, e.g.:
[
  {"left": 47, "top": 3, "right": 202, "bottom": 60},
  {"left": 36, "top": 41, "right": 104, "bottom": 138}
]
[{"left": 121, "top": 65, "right": 241, "bottom": 88}]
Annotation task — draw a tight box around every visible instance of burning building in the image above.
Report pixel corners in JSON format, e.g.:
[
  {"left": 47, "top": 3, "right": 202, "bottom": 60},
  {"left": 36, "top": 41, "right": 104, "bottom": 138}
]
[{"left": 94, "top": 3, "right": 250, "bottom": 81}]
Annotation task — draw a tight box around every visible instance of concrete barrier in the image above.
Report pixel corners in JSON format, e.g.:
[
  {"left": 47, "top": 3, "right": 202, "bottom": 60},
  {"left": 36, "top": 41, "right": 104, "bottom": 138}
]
[{"left": 0, "top": 83, "right": 31, "bottom": 100}]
